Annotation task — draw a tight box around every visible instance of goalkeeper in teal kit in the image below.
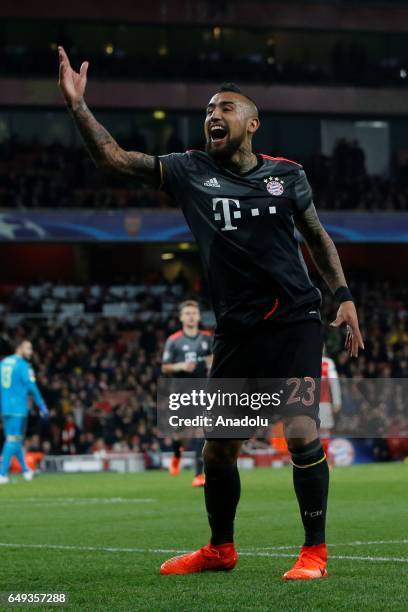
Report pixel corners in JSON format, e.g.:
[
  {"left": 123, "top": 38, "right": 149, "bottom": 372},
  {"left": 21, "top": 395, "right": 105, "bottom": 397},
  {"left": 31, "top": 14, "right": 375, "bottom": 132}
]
[{"left": 0, "top": 340, "right": 48, "bottom": 483}]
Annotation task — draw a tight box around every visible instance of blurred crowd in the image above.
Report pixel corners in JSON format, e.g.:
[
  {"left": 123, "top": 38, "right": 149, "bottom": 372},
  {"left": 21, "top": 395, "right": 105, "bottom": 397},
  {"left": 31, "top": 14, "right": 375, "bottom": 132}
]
[
  {"left": 1, "top": 139, "right": 408, "bottom": 211},
  {"left": 305, "top": 140, "right": 408, "bottom": 211},
  {"left": 0, "top": 276, "right": 407, "bottom": 462},
  {"left": 0, "top": 140, "right": 173, "bottom": 210}
]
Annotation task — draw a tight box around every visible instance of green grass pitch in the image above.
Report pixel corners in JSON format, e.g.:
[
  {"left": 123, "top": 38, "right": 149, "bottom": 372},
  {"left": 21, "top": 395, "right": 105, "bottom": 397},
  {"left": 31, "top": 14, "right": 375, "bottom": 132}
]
[{"left": 0, "top": 463, "right": 407, "bottom": 611}]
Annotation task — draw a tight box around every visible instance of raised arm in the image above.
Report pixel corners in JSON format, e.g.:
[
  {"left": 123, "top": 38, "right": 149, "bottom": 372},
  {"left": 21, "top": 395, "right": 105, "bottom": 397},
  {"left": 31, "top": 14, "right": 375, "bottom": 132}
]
[
  {"left": 295, "top": 204, "right": 364, "bottom": 357},
  {"left": 57, "top": 46, "right": 158, "bottom": 185}
]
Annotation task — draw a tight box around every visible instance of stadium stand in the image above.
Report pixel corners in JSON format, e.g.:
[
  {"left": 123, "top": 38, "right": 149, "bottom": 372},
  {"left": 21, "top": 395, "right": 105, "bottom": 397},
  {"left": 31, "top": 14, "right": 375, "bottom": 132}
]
[
  {"left": 0, "top": 1, "right": 407, "bottom": 605},
  {"left": 0, "top": 277, "right": 406, "bottom": 461},
  {"left": 1, "top": 141, "right": 408, "bottom": 210},
  {"left": 1, "top": 21, "right": 408, "bottom": 89}
]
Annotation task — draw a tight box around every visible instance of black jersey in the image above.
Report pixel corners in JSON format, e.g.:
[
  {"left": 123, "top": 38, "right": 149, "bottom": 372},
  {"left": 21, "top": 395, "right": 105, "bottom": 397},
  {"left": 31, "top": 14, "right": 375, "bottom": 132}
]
[
  {"left": 162, "top": 329, "right": 212, "bottom": 378},
  {"left": 158, "top": 151, "right": 321, "bottom": 335}
]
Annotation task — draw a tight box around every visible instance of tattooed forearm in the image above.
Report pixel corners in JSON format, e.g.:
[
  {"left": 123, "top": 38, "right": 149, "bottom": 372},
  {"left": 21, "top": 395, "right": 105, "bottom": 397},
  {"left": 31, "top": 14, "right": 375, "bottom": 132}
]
[
  {"left": 68, "top": 98, "right": 157, "bottom": 184},
  {"left": 295, "top": 204, "right": 347, "bottom": 293}
]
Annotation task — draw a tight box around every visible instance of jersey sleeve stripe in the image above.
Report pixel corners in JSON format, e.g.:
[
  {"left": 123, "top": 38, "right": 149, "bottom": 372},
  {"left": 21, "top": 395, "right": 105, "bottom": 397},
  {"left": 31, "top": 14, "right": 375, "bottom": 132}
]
[
  {"left": 168, "top": 330, "right": 183, "bottom": 340},
  {"left": 260, "top": 154, "right": 302, "bottom": 167}
]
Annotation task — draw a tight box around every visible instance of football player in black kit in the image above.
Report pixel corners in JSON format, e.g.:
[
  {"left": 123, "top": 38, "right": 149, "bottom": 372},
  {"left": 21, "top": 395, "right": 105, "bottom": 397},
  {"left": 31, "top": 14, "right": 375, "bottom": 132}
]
[
  {"left": 58, "top": 46, "right": 364, "bottom": 580},
  {"left": 161, "top": 300, "right": 212, "bottom": 486}
]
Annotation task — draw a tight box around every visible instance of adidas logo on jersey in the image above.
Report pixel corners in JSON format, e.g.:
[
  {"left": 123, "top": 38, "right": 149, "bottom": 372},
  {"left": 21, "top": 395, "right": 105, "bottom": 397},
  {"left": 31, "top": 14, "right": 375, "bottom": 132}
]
[{"left": 204, "top": 177, "right": 220, "bottom": 188}]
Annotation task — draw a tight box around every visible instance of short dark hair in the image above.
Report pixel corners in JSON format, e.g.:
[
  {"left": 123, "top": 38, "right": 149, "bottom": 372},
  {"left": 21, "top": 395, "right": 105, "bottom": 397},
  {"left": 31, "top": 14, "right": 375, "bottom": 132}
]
[
  {"left": 218, "top": 82, "right": 243, "bottom": 95},
  {"left": 217, "top": 82, "right": 259, "bottom": 114},
  {"left": 179, "top": 299, "right": 200, "bottom": 315},
  {"left": 15, "top": 338, "right": 30, "bottom": 351}
]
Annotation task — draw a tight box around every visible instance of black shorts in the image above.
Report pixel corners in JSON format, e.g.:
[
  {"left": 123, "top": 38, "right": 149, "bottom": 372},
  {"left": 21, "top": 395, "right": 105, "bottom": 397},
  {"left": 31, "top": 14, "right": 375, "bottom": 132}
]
[{"left": 209, "top": 319, "right": 323, "bottom": 422}]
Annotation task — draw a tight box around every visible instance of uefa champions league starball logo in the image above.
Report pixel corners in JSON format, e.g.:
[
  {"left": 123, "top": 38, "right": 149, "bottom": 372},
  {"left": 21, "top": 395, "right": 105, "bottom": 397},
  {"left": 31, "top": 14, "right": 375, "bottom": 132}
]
[
  {"left": 264, "top": 176, "right": 285, "bottom": 196},
  {"left": 0, "top": 214, "right": 47, "bottom": 239}
]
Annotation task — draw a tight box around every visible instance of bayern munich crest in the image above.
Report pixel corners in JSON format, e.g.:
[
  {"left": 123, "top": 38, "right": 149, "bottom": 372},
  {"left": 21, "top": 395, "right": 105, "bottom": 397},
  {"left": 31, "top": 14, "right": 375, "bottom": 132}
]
[{"left": 264, "top": 176, "right": 284, "bottom": 196}]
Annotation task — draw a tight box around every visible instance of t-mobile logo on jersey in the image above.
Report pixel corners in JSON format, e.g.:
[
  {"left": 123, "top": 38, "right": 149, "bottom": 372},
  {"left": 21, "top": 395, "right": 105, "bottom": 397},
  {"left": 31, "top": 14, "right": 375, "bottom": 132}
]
[{"left": 212, "top": 198, "right": 276, "bottom": 231}]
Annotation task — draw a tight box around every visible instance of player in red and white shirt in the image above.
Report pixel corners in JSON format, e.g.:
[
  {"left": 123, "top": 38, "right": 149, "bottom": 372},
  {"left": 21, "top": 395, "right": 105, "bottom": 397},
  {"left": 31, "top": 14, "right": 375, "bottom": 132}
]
[{"left": 320, "top": 351, "right": 342, "bottom": 463}]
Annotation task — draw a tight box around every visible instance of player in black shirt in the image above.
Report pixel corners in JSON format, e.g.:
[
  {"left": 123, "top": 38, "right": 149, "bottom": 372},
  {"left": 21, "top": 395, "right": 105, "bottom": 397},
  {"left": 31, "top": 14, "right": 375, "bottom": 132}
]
[
  {"left": 59, "top": 48, "right": 364, "bottom": 580},
  {"left": 158, "top": 148, "right": 320, "bottom": 335},
  {"left": 161, "top": 299, "right": 212, "bottom": 486}
]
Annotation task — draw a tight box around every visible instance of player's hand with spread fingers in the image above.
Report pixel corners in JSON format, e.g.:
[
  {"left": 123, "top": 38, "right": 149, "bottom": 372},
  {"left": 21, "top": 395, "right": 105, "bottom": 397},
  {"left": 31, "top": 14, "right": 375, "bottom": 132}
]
[
  {"left": 58, "top": 46, "right": 89, "bottom": 110},
  {"left": 57, "top": 46, "right": 158, "bottom": 183},
  {"left": 330, "top": 300, "right": 364, "bottom": 358}
]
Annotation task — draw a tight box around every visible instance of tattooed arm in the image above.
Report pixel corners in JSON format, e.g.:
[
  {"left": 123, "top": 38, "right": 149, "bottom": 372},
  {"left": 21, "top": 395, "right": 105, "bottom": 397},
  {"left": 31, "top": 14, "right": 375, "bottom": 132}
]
[
  {"left": 295, "top": 204, "right": 364, "bottom": 357},
  {"left": 295, "top": 204, "right": 346, "bottom": 293},
  {"left": 68, "top": 99, "right": 157, "bottom": 182},
  {"left": 58, "top": 46, "right": 157, "bottom": 185}
]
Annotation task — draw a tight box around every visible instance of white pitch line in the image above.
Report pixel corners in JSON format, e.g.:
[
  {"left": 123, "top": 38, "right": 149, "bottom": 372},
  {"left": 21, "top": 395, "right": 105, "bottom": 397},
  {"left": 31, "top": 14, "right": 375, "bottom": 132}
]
[
  {"left": 324, "top": 554, "right": 408, "bottom": 563},
  {"left": 238, "top": 551, "right": 408, "bottom": 563},
  {"left": 250, "top": 539, "right": 408, "bottom": 550},
  {"left": 0, "top": 542, "right": 406, "bottom": 563},
  {"left": 0, "top": 498, "right": 155, "bottom": 506},
  {"left": 0, "top": 543, "right": 185, "bottom": 555}
]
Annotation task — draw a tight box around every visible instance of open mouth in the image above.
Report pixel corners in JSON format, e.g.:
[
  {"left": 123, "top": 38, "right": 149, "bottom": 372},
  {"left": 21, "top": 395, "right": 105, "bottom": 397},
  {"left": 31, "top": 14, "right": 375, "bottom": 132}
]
[{"left": 210, "top": 125, "right": 228, "bottom": 144}]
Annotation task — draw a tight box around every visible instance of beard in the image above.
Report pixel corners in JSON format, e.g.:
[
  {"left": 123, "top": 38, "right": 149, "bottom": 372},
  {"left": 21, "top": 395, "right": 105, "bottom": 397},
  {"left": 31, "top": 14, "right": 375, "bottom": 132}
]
[{"left": 205, "top": 133, "right": 244, "bottom": 164}]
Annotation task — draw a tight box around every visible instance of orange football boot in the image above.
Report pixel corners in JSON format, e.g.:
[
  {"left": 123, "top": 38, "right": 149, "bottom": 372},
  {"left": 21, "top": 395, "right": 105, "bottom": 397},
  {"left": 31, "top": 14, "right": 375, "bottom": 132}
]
[
  {"left": 160, "top": 543, "right": 238, "bottom": 575},
  {"left": 282, "top": 544, "right": 328, "bottom": 580},
  {"left": 192, "top": 473, "right": 205, "bottom": 487},
  {"left": 169, "top": 455, "right": 181, "bottom": 476}
]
